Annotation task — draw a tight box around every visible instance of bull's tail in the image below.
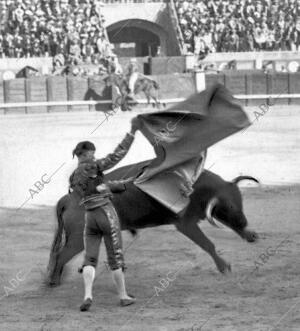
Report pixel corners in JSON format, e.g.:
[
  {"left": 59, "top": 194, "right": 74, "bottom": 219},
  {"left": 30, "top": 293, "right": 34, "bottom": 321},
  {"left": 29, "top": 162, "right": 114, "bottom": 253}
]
[
  {"left": 47, "top": 196, "right": 66, "bottom": 280},
  {"left": 232, "top": 176, "right": 259, "bottom": 185}
]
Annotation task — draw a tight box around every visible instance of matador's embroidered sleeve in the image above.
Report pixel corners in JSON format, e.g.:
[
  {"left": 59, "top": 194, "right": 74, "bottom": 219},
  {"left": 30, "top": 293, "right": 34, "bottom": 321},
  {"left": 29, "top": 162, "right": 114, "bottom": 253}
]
[{"left": 96, "top": 133, "right": 134, "bottom": 172}]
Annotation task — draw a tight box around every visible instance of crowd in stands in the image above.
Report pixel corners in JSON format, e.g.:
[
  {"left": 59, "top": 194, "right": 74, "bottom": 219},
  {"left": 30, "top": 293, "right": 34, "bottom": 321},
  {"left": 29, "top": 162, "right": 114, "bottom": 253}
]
[
  {"left": 2, "top": 0, "right": 300, "bottom": 69},
  {"left": 175, "top": 0, "right": 300, "bottom": 55},
  {"left": 0, "top": 0, "right": 114, "bottom": 65}
]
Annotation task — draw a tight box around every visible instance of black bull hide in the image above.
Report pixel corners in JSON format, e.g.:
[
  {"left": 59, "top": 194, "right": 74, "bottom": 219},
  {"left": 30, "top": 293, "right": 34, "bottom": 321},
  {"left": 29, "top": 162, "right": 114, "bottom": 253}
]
[{"left": 47, "top": 161, "right": 259, "bottom": 286}]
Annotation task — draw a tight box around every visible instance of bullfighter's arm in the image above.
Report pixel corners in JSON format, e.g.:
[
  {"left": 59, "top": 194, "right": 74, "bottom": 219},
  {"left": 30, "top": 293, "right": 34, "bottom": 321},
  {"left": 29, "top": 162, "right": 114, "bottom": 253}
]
[
  {"left": 96, "top": 133, "right": 135, "bottom": 172},
  {"left": 96, "top": 117, "right": 140, "bottom": 172}
]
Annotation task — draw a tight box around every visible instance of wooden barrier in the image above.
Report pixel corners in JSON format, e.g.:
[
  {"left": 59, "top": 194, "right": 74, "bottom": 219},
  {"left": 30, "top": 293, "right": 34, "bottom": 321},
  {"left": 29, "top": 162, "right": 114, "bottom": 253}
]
[
  {"left": 151, "top": 57, "right": 186, "bottom": 75},
  {"left": 289, "top": 72, "right": 300, "bottom": 105},
  {"left": 0, "top": 80, "right": 4, "bottom": 114},
  {"left": 67, "top": 77, "right": 89, "bottom": 112},
  {"left": 1, "top": 94, "right": 300, "bottom": 111},
  {"left": 246, "top": 72, "right": 267, "bottom": 106},
  {"left": 3, "top": 78, "right": 26, "bottom": 113},
  {"left": 25, "top": 77, "right": 48, "bottom": 113},
  {"left": 224, "top": 73, "right": 247, "bottom": 106},
  {"left": 1, "top": 72, "right": 300, "bottom": 114},
  {"left": 205, "top": 73, "right": 225, "bottom": 89},
  {"left": 152, "top": 73, "right": 196, "bottom": 99},
  {"left": 267, "top": 73, "right": 289, "bottom": 105},
  {"left": 47, "top": 77, "right": 68, "bottom": 112},
  {"left": 87, "top": 77, "right": 111, "bottom": 111}
]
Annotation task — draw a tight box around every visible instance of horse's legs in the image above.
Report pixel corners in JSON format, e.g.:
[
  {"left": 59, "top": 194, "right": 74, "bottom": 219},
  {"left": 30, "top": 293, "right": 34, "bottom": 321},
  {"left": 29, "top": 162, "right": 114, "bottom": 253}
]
[
  {"left": 49, "top": 234, "right": 84, "bottom": 286},
  {"left": 175, "top": 220, "right": 231, "bottom": 273},
  {"left": 149, "top": 89, "right": 161, "bottom": 108}
]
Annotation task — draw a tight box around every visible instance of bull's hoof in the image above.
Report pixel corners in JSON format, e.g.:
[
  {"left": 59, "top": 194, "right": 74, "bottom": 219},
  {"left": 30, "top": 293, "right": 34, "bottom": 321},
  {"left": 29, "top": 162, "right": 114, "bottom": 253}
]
[
  {"left": 217, "top": 259, "right": 232, "bottom": 274},
  {"left": 46, "top": 275, "right": 61, "bottom": 287},
  {"left": 244, "top": 230, "right": 259, "bottom": 243},
  {"left": 48, "top": 279, "right": 61, "bottom": 287},
  {"left": 47, "top": 281, "right": 59, "bottom": 287}
]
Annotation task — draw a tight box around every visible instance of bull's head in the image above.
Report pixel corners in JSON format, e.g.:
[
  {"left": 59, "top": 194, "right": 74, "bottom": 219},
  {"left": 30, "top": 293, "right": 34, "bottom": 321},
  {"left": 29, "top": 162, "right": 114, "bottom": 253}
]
[{"left": 205, "top": 176, "right": 259, "bottom": 243}]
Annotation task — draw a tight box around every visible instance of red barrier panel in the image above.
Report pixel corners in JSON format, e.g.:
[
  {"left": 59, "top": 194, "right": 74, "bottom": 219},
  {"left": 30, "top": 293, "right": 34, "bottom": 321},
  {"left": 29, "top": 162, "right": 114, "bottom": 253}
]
[
  {"left": 67, "top": 77, "right": 89, "bottom": 112},
  {"left": 3, "top": 79, "right": 26, "bottom": 113},
  {"left": 267, "top": 73, "right": 289, "bottom": 105},
  {"left": 289, "top": 72, "right": 300, "bottom": 105},
  {"left": 25, "top": 77, "right": 47, "bottom": 113},
  {"left": 47, "top": 77, "right": 68, "bottom": 112}
]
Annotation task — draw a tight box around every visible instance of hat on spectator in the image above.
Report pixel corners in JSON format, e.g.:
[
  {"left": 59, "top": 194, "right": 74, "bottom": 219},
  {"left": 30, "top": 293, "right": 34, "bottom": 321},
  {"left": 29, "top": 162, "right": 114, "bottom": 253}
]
[
  {"left": 248, "top": 17, "right": 255, "bottom": 24},
  {"left": 91, "top": 16, "right": 98, "bottom": 25},
  {"left": 53, "top": 54, "right": 65, "bottom": 66},
  {"left": 25, "top": 10, "right": 33, "bottom": 16},
  {"left": 36, "top": 9, "right": 44, "bottom": 16}
]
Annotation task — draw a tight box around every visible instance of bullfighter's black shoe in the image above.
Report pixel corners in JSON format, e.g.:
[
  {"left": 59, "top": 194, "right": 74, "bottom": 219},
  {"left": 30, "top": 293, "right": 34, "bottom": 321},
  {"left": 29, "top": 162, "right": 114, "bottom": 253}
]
[{"left": 80, "top": 298, "right": 92, "bottom": 312}]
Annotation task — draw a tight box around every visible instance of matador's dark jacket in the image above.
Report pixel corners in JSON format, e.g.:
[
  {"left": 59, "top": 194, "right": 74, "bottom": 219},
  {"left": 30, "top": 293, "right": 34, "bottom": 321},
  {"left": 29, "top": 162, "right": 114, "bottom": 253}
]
[{"left": 69, "top": 133, "right": 134, "bottom": 210}]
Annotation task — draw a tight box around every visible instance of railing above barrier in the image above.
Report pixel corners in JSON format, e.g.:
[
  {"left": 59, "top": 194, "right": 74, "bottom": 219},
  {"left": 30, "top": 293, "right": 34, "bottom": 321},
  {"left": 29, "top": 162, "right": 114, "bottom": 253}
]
[
  {"left": 0, "top": 93, "right": 299, "bottom": 113},
  {"left": 102, "top": 0, "right": 168, "bottom": 3}
]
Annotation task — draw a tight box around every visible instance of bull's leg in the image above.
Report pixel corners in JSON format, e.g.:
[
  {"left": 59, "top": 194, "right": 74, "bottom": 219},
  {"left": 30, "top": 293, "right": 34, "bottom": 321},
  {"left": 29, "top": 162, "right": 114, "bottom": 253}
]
[
  {"left": 49, "top": 234, "right": 84, "bottom": 286},
  {"left": 175, "top": 221, "right": 231, "bottom": 274}
]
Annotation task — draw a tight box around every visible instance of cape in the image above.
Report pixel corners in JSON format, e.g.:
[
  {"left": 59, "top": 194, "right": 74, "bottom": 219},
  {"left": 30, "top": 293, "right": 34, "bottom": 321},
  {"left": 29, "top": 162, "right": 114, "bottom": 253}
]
[{"left": 133, "top": 83, "right": 250, "bottom": 214}]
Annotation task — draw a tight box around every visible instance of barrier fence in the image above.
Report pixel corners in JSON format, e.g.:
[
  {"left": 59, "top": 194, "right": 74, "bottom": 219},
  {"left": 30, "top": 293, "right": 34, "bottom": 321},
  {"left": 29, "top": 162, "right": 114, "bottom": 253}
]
[
  {"left": 1, "top": 72, "right": 300, "bottom": 114},
  {"left": 1, "top": 93, "right": 300, "bottom": 113}
]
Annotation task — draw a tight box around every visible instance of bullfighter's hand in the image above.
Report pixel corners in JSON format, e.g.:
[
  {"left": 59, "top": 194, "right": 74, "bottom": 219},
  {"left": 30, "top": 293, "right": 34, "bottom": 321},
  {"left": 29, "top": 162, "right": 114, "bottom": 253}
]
[
  {"left": 96, "top": 184, "right": 107, "bottom": 192},
  {"left": 130, "top": 117, "right": 140, "bottom": 134}
]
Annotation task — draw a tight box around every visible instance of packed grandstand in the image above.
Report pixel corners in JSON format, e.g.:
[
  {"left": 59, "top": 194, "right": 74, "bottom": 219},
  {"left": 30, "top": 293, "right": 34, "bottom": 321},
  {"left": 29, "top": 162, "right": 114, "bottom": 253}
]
[
  {"left": 176, "top": 0, "right": 300, "bottom": 54},
  {"left": 1, "top": 0, "right": 300, "bottom": 64},
  {"left": 0, "top": 0, "right": 112, "bottom": 64}
]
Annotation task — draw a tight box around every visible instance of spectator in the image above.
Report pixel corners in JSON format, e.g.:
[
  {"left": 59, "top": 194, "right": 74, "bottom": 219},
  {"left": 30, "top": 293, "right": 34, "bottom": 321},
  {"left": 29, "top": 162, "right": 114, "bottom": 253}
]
[
  {"left": 0, "top": 0, "right": 112, "bottom": 63},
  {"left": 96, "top": 33, "right": 113, "bottom": 59},
  {"left": 175, "top": 0, "right": 300, "bottom": 53},
  {"left": 0, "top": 34, "right": 4, "bottom": 58}
]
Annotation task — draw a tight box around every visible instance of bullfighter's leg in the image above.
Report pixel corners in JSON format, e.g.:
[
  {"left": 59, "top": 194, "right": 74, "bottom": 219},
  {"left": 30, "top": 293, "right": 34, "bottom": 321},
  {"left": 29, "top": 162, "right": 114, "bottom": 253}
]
[
  {"left": 175, "top": 221, "right": 231, "bottom": 273},
  {"left": 49, "top": 234, "right": 84, "bottom": 286}
]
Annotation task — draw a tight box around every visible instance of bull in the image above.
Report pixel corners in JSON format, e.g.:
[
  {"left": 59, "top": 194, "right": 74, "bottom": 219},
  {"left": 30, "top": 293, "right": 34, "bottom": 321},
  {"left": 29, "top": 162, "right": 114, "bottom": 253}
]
[{"left": 47, "top": 161, "right": 259, "bottom": 286}]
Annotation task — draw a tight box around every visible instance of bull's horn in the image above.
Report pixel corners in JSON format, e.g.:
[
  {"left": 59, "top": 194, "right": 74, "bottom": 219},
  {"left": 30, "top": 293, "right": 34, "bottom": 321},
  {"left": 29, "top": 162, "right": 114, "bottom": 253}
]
[
  {"left": 232, "top": 176, "right": 259, "bottom": 185},
  {"left": 205, "top": 197, "right": 220, "bottom": 228}
]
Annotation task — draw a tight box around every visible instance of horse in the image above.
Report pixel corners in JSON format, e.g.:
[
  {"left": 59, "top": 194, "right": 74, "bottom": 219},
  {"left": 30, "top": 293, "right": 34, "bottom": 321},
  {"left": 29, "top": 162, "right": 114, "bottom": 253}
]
[
  {"left": 104, "top": 73, "right": 161, "bottom": 111},
  {"left": 47, "top": 160, "right": 259, "bottom": 286}
]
